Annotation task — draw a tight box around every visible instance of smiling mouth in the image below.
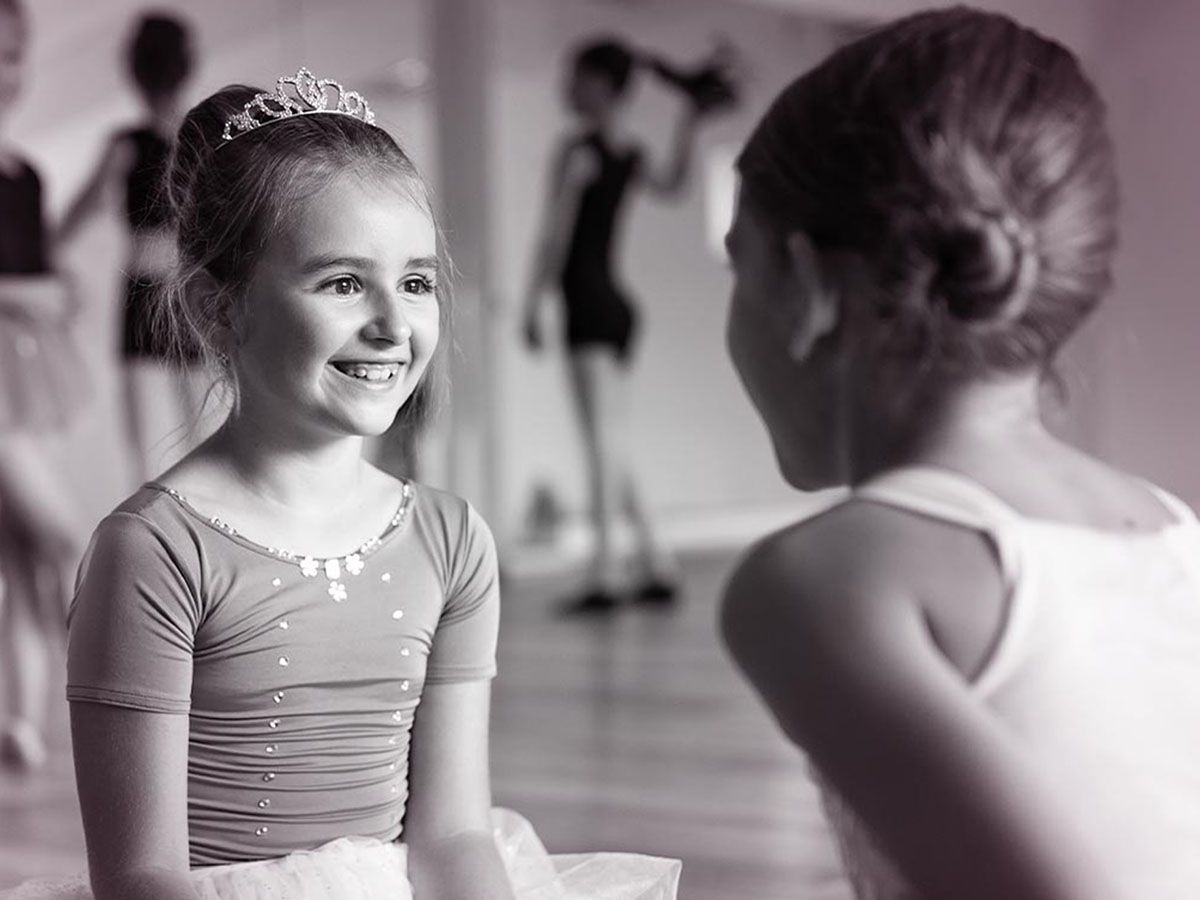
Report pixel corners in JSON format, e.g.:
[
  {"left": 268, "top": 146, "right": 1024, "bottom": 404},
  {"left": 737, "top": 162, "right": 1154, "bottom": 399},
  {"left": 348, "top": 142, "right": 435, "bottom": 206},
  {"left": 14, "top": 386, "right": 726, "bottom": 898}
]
[{"left": 330, "top": 361, "right": 406, "bottom": 383}]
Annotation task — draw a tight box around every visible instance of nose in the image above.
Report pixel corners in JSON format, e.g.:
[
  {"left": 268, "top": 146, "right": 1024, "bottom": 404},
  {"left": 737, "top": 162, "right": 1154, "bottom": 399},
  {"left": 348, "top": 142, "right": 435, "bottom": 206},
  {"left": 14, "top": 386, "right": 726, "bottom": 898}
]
[{"left": 363, "top": 295, "right": 414, "bottom": 345}]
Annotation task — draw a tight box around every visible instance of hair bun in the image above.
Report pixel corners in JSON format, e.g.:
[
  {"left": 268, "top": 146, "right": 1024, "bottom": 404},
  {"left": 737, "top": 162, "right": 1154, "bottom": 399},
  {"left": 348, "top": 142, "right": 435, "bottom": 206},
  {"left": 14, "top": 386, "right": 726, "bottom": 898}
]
[{"left": 930, "top": 209, "right": 1038, "bottom": 326}]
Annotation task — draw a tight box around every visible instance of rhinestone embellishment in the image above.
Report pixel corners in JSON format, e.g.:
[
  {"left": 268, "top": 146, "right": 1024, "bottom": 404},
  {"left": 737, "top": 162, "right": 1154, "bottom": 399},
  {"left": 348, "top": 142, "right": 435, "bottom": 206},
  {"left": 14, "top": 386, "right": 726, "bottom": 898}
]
[{"left": 219, "top": 68, "right": 377, "bottom": 145}]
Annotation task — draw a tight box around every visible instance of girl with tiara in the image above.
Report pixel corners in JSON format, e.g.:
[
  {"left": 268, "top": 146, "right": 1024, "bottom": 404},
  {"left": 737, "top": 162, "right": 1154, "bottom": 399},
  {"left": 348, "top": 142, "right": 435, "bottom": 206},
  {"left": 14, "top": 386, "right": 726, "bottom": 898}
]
[
  {"left": 0, "top": 0, "right": 83, "bottom": 772},
  {"left": 522, "top": 37, "right": 735, "bottom": 612},
  {"left": 722, "top": 8, "right": 1200, "bottom": 900},
  {"left": 58, "top": 11, "right": 203, "bottom": 479},
  {"left": 3, "top": 70, "right": 678, "bottom": 899}
]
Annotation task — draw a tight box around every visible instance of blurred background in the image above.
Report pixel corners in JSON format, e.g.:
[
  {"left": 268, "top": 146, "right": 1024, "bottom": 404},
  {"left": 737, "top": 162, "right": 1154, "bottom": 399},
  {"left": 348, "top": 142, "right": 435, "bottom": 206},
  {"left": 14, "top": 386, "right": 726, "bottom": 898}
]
[{"left": 1, "top": 0, "right": 1198, "bottom": 898}]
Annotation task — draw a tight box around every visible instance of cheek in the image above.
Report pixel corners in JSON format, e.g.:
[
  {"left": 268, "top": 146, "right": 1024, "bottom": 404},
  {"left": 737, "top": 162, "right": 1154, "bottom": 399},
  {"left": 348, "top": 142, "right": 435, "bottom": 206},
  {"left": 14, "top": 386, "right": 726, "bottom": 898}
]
[
  {"left": 241, "top": 297, "right": 335, "bottom": 376},
  {"left": 726, "top": 283, "right": 783, "bottom": 399},
  {"left": 409, "top": 301, "right": 441, "bottom": 356}
]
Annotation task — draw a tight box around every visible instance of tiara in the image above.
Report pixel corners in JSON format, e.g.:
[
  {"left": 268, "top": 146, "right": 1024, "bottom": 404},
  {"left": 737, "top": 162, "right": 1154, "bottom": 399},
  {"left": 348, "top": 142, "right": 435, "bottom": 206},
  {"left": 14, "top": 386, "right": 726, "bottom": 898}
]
[{"left": 219, "top": 67, "right": 376, "bottom": 145}]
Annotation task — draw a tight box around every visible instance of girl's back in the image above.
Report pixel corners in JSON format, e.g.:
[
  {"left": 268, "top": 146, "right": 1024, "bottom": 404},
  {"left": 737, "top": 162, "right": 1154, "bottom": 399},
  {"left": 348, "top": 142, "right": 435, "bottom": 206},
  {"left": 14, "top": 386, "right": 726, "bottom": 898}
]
[{"left": 808, "top": 463, "right": 1200, "bottom": 899}]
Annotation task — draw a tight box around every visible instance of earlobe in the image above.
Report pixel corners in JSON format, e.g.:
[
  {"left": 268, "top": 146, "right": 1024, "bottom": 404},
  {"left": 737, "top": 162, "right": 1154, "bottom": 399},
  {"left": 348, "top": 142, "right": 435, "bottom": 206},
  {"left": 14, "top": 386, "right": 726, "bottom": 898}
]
[
  {"left": 186, "top": 270, "right": 238, "bottom": 352},
  {"left": 784, "top": 232, "right": 839, "bottom": 361}
]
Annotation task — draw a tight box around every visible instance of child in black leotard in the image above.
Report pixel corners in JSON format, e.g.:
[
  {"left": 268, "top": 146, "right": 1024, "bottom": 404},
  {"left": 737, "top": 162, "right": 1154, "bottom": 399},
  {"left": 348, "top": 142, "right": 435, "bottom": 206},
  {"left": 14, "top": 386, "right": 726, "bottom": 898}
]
[
  {"left": 523, "top": 37, "right": 735, "bottom": 612},
  {"left": 58, "top": 12, "right": 203, "bottom": 480},
  {"left": 0, "top": 0, "right": 84, "bottom": 771}
]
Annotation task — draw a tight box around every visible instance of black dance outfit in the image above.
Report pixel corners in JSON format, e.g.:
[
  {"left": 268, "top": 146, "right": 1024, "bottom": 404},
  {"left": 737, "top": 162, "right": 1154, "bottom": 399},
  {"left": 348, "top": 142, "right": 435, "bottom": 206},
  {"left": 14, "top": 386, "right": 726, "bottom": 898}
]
[
  {"left": 117, "top": 126, "right": 193, "bottom": 361},
  {"left": 0, "top": 158, "right": 82, "bottom": 432},
  {"left": 558, "top": 133, "right": 642, "bottom": 362}
]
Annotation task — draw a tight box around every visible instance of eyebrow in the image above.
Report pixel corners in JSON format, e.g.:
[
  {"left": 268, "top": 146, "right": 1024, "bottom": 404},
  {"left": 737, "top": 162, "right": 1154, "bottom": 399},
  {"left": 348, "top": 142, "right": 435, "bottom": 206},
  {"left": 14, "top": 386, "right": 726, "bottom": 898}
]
[{"left": 300, "top": 254, "right": 440, "bottom": 275}]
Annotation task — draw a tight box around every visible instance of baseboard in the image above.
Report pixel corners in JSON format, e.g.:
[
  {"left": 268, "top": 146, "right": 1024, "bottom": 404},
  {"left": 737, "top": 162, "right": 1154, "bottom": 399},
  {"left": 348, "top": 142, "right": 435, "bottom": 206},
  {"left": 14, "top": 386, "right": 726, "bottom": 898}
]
[{"left": 503, "top": 492, "right": 847, "bottom": 577}]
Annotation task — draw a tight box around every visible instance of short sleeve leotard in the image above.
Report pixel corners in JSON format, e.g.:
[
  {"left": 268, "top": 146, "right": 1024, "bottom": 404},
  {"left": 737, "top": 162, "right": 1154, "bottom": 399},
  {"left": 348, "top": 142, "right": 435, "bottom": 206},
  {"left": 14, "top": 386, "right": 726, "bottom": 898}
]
[
  {"left": 66, "top": 481, "right": 499, "bottom": 866},
  {"left": 558, "top": 132, "right": 642, "bottom": 362}
]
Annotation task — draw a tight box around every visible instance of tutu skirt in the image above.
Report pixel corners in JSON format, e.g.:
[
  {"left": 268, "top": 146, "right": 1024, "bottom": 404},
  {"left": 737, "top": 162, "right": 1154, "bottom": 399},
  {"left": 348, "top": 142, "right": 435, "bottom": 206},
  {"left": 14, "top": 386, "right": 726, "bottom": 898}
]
[
  {"left": 0, "top": 809, "right": 679, "bottom": 900},
  {"left": 0, "top": 315, "right": 87, "bottom": 433}
]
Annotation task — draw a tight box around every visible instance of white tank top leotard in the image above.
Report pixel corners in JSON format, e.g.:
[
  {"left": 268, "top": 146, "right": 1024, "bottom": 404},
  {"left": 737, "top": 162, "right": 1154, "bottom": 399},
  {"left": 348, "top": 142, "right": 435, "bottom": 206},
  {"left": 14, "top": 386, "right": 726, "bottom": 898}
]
[{"left": 815, "top": 466, "right": 1200, "bottom": 900}]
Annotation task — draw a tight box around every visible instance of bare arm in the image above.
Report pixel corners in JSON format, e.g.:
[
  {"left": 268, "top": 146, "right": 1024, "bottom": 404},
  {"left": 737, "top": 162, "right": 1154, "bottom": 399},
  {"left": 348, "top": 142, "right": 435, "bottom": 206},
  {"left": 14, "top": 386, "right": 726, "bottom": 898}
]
[
  {"left": 521, "top": 141, "right": 596, "bottom": 349},
  {"left": 405, "top": 680, "right": 515, "bottom": 900},
  {"left": 56, "top": 135, "right": 132, "bottom": 247},
  {"left": 70, "top": 702, "right": 200, "bottom": 900},
  {"left": 721, "top": 515, "right": 1129, "bottom": 900},
  {"left": 0, "top": 274, "right": 73, "bottom": 321},
  {"left": 637, "top": 104, "right": 701, "bottom": 199}
]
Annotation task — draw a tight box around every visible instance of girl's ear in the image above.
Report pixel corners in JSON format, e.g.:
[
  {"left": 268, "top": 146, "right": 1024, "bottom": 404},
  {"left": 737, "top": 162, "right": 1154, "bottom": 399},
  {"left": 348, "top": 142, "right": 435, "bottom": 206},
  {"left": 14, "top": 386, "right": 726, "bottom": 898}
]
[
  {"left": 784, "top": 231, "right": 840, "bottom": 361},
  {"left": 186, "top": 270, "right": 238, "bottom": 353}
]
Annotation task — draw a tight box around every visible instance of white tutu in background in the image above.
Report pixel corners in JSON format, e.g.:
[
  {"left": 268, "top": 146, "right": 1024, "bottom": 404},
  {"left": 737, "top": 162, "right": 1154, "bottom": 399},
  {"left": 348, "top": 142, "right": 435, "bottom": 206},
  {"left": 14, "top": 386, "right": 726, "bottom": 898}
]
[{"left": 0, "top": 809, "right": 680, "bottom": 900}]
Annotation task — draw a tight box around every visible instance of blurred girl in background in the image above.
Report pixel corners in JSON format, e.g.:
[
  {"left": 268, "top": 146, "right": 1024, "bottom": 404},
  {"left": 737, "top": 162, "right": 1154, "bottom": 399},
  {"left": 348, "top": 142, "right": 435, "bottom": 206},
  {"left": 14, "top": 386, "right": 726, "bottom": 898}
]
[
  {"left": 0, "top": 0, "right": 82, "bottom": 772},
  {"left": 523, "top": 36, "right": 735, "bottom": 612},
  {"left": 58, "top": 11, "right": 202, "bottom": 480}
]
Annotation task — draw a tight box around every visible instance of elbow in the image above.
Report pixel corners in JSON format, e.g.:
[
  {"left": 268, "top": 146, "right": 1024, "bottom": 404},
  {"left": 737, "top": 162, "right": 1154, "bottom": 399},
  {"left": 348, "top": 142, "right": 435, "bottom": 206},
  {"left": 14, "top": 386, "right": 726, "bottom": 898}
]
[
  {"left": 652, "top": 174, "right": 688, "bottom": 201},
  {"left": 91, "top": 866, "right": 198, "bottom": 900}
]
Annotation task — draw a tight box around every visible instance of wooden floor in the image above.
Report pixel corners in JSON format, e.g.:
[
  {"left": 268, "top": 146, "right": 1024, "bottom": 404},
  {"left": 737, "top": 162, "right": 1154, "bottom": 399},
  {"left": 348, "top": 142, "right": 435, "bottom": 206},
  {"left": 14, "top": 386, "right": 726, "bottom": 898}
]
[{"left": 0, "top": 549, "right": 853, "bottom": 899}]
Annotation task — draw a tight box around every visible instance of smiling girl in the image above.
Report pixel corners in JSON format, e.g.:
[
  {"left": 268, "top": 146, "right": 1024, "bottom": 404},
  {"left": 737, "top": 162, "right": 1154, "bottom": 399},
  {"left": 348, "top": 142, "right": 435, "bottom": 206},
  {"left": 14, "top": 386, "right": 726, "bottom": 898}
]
[{"left": 2, "top": 70, "right": 678, "bottom": 900}]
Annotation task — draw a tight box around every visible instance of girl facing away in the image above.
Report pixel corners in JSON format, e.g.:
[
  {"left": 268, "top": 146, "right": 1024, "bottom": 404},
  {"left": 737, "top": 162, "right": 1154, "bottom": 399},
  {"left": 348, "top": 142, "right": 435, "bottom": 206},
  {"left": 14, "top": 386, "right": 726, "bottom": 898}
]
[
  {"left": 0, "top": 0, "right": 83, "bottom": 773},
  {"left": 2, "top": 70, "right": 678, "bottom": 899},
  {"left": 721, "top": 8, "right": 1200, "bottom": 900},
  {"left": 522, "top": 38, "right": 735, "bottom": 612},
  {"left": 57, "top": 12, "right": 206, "bottom": 480}
]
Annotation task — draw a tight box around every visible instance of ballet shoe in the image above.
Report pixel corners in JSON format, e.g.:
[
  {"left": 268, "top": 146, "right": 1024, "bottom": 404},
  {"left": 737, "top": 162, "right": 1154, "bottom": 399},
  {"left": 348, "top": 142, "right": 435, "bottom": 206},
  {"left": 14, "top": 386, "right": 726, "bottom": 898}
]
[
  {"left": 634, "top": 578, "right": 679, "bottom": 607},
  {"left": 559, "top": 588, "right": 622, "bottom": 616},
  {"left": 0, "top": 719, "right": 48, "bottom": 772}
]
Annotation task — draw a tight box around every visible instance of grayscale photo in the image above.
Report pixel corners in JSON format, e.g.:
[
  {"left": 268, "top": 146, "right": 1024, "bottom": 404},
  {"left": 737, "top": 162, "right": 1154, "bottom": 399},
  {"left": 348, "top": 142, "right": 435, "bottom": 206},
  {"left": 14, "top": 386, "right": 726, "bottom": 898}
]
[{"left": 1, "top": 0, "right": 1197, "bottom": 898}]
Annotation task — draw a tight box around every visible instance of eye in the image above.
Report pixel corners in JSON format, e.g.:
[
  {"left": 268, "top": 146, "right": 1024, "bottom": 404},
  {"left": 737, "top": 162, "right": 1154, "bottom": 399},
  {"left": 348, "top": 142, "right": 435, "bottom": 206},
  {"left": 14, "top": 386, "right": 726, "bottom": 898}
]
[
  {"left": 320, "top": 275, "right": 362, "bottom": 297},
  {"left": 401, "top": 275, "right": 436, "bottom": 296}
]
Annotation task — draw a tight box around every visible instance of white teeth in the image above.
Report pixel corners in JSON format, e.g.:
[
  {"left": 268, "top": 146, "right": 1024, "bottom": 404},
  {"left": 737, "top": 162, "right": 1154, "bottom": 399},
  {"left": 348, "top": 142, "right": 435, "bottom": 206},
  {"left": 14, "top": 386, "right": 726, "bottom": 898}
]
[{"left": 337, "top": 362, "right": 401, "bottom": 382}]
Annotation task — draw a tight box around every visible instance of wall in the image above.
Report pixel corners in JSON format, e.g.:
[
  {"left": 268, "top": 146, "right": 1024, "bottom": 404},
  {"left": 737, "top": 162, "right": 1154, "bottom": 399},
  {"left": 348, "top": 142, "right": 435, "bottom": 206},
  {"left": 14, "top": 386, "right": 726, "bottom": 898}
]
[
  {"left": 1084, "top": 0, "right": 1200, "bottom": 504},
  {"left": 488, "top": 0, "right": 1103, "bottom": 551},
  {"left": 489, "top": 0, "right": 862, "bottom": 550}
]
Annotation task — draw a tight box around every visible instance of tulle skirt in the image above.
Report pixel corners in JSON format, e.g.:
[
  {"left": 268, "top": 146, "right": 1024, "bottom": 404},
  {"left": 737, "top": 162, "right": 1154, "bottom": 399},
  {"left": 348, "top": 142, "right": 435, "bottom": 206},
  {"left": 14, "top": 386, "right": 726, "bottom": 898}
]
[
  {"left": 0, "top": 809, "right": 680, "bottom": 900},
  {"left": 0, "top": 316, "right": 87, "bottom": 434}
]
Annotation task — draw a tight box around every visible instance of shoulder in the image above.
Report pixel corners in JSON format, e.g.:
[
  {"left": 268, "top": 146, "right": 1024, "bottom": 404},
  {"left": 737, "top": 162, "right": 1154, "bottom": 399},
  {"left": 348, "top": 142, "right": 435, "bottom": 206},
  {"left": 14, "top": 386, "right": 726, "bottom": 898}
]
[
  {"left": 0, "top": 150, "right": 40, "bottom": 187},
  {"left": 84, "top": 487, "right": 205, "bottom": 572},
  {"left": 409, "top": 482, "right": 495, "bottom": 548},
  {"left": 554, "top": 135, "right": 601, "bottom": 184},
  {"left": 96, "top": 129, "right": 139, "bottom": 172},
  {"left": 722, "top": 496, "right": 1000, "bottom": 677}
]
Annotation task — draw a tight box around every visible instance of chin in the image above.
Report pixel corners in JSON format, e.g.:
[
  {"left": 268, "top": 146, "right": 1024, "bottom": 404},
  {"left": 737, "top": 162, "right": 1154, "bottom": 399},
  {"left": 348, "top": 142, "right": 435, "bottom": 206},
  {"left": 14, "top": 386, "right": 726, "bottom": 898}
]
[
  {"left": 776, "top": 447, "right": 842, "bottom": 493},
  {"left": 323, "top": 405, "right": 407, "bottom": 439}
]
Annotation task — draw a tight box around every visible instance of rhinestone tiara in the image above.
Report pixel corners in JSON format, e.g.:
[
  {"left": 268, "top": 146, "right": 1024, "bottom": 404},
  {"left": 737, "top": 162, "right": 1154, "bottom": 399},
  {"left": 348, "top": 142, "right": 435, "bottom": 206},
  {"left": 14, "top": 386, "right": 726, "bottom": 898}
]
[{"left": 219, "top": 67, "right": 376, "bottom": 145}]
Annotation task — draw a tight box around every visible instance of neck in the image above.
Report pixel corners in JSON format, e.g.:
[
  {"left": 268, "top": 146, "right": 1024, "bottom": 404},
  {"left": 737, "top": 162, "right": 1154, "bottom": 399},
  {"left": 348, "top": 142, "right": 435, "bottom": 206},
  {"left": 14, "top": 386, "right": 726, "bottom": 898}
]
[
  {"left": 843, "top": 372, "right": 1049, "bottom": 485},
  {"left": 145, "top": 96, "right": 180, "bottom": 134},
  {"left": 204, "top": 407, "right": 372, "bottom": 517},
  {"left": 580, "top": 109, "right": 614, "bottom": 133}
]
